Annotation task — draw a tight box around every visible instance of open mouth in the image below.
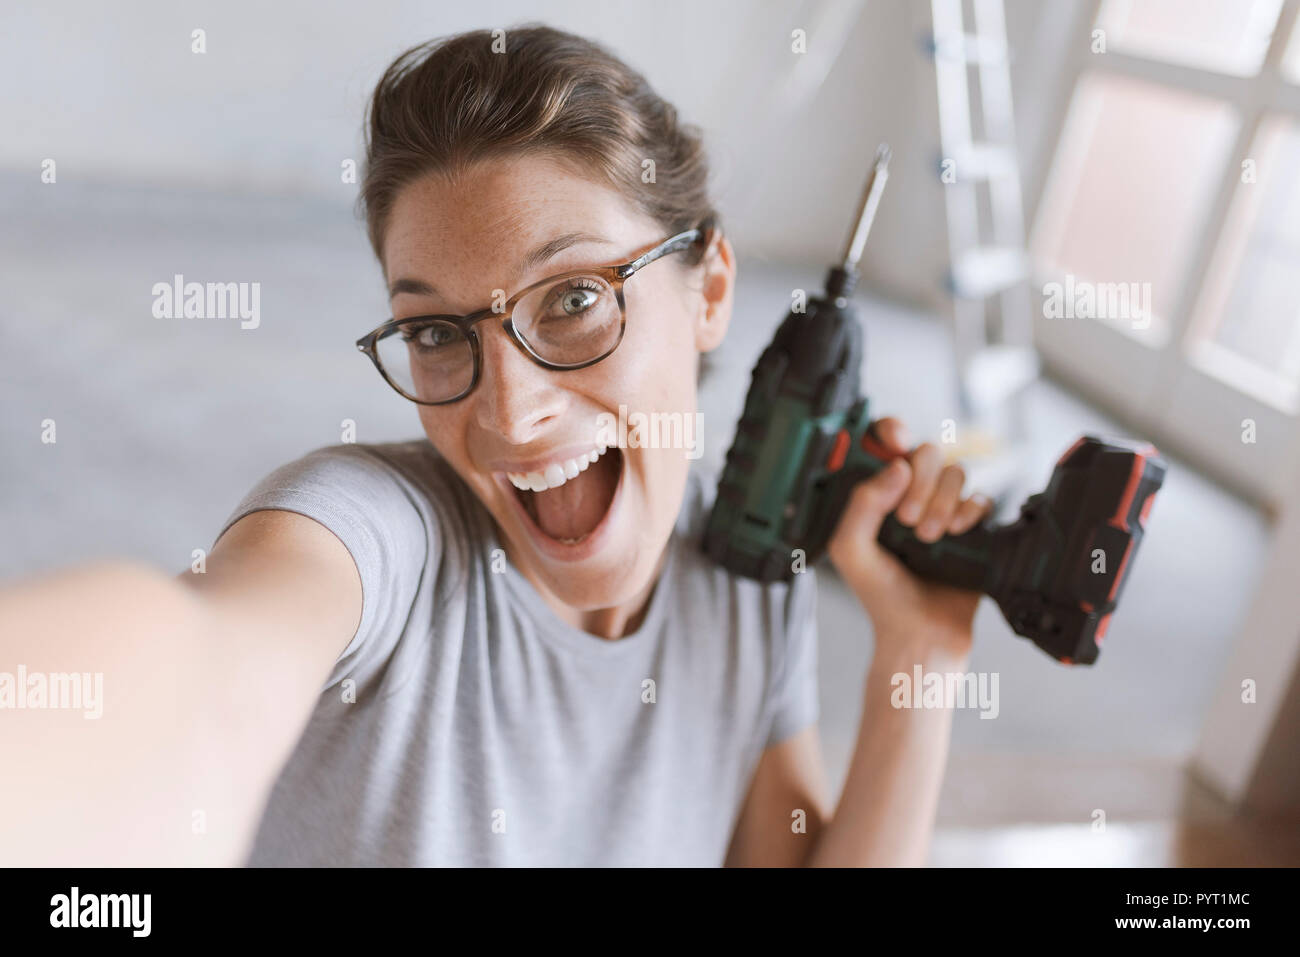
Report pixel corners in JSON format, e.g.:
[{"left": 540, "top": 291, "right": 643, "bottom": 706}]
[{"left": 505, "top": 444, "right": 623, "bottom": 546}]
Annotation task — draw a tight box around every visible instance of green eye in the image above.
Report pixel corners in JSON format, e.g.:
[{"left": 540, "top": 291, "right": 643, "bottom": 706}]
[
  {"left": 559, "top": 286, "right": 599, "bottom": 315},
  {"left": 541, "top": 279, "right": 606, "bottom": 320}
]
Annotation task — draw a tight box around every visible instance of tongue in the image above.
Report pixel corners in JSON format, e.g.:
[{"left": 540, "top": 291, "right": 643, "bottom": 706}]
[{"left": 533, "top": 450, "right": 619, "bottom": 541}]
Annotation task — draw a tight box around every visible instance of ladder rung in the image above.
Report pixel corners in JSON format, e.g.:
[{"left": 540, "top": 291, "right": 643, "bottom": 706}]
[
  {"left": 930, "top": 32, "right": 1007, "bottom": 65},
  {"left": 943, "top": 142, "right": 1018, "bottom": 183},
  {"left": 949, "top": 246, "right": 1029, "bottom": 299},
  {"left": 963, "top": 345, "right": 1040, "bottom": 410}
]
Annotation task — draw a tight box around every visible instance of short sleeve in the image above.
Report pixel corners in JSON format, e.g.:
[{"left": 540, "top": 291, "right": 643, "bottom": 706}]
[
  {"left": 765, "top": 568, "right": 820, "bottom": 747},
  {"left": 213, "top": 443, "right": 432, "bottom": 690}
]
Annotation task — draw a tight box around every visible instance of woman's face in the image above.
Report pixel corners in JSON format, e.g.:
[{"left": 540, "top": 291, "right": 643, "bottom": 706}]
[{"left": 382, "top": 154, "right": 734, "bottom": 634}]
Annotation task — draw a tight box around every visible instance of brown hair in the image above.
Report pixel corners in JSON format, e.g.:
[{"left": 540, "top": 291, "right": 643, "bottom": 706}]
[{"left": 359, "top": 24, "right": 718, "bottom": 267}]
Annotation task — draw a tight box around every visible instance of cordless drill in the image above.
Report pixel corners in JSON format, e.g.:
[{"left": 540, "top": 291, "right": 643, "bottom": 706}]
[{"left": 702, "top": 145, "right": 1167, "bottom": 665}]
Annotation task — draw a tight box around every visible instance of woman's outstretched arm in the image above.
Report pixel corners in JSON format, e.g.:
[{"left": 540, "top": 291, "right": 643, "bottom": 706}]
[{"left": 0, "top": 510, "right": 361, "bottom": 866}]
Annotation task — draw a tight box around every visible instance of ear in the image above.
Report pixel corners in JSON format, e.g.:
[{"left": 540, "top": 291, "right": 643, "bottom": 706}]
[{"left": 693, "top": 230, "right": 736, "bottom": 354}]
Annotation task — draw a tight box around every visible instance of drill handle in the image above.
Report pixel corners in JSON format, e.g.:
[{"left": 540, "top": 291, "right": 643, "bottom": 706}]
[
  {"left": 875, "top": 513, "right": 997, "bottom": 592},
  {"left": 810, "top": 424, "right": 999, "bottom": 593}
]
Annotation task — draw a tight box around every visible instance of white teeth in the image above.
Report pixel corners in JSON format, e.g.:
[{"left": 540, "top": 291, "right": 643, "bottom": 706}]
[{"left": 505, "top": 444, "right": 610, "bottom": 493}]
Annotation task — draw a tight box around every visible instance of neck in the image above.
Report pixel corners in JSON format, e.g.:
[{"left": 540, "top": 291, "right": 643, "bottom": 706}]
[{"left": 516, "top": 545, "right": 670, "bottom": 641}]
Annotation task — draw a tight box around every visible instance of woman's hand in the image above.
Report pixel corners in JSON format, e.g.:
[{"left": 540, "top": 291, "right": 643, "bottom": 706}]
[{"left": 826, "top": 417, "right": 993, "bottom": 663}]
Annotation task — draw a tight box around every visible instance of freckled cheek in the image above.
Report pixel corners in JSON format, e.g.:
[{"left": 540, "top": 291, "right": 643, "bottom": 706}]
[
  {"left": 611, "top": 344, "right": 694, "bottom": 502},
  {"left": 587, "top": 342, "right": 684, "bottom": 428},
  {"left": 416, "top": 407, "right": 477, "bottom": 474},
  {"left": 614, "top": 299, "right": 697, "bottom": 406}
]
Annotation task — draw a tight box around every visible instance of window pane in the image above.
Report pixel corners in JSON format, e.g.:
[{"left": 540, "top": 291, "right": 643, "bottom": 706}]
[
  {"left": 1097, "top": 0, "right": 1283, "bottom": 76},
  {"left": 1033, "top": 72, "right": 1237, "bottom": 342},
  {"left": 1187, "top": 116, "right": 1300, "bottom": 409}
]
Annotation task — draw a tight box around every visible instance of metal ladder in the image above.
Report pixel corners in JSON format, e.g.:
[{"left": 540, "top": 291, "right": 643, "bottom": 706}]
[{"left": 929, "top": 0, "right": 1039, "bottom": 481}]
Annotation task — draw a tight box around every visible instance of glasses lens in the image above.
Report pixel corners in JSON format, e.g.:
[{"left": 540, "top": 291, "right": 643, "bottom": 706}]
[
  {"left": 513, "top": 273, "right": 622, "bottom": 365},
  {"left": 375, "top": 318, "right": 474, "bottom": 403}
]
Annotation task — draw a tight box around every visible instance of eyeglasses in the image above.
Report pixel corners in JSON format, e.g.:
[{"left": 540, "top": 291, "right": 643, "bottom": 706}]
[{"left": 356, "top": 221, "right": 714, "bottom": 405}]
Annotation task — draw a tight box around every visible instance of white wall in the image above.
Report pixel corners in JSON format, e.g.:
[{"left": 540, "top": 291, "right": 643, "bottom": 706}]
[{"left": 0, "top": 0, "right": 1087, "bottom": 306}]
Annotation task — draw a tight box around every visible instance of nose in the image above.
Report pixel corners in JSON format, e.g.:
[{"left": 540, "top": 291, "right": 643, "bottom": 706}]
[{"left": 471, "top": 321, "right": 567, "bottom": 444}]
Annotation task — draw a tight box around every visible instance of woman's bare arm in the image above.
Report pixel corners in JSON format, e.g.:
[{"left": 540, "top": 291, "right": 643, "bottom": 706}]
[
  {"left": 724, "top": 639, "right": 962, "bottom": 868},
  {"left": 0, "top": 510, "right": 360, "bottom": 866},
  {"left": 804, "top": 638, "right": 965, "bottom": 866}
]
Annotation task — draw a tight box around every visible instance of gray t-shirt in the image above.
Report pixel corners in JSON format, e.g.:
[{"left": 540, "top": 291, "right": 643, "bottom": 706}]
[{"left": 217, "top": 440, "right": 819, "bottom": 866}]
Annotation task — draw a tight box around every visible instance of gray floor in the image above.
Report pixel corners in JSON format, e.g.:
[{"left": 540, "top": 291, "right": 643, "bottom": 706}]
[{"left": 0, "top": 176, "right": 1270, "bottom": 821}]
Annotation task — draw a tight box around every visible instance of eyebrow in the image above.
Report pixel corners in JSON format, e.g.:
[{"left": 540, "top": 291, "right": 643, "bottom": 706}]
[{"left": 387, "top": 231, "right": 612, "bottom": 300}]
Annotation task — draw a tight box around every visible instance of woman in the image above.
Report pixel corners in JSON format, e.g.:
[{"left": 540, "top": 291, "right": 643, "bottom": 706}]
[{"left": 1, "top": 25, "right": 990, "bottom": 867}]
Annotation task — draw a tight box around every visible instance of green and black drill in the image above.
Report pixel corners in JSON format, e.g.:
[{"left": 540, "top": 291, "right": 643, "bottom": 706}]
[{"left": 702, "top": 145, "right": 1167, "bottom": 665}]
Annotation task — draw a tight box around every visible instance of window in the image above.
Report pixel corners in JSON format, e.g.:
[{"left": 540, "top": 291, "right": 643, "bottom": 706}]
[{"left": 1030, "top": 0, "right": 1300, "bottom": 503}]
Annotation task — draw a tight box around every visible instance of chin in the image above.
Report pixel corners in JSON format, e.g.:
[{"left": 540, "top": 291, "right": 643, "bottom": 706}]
[{"left": 533, "top": 548, "right": 656, "bottom": 612}]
